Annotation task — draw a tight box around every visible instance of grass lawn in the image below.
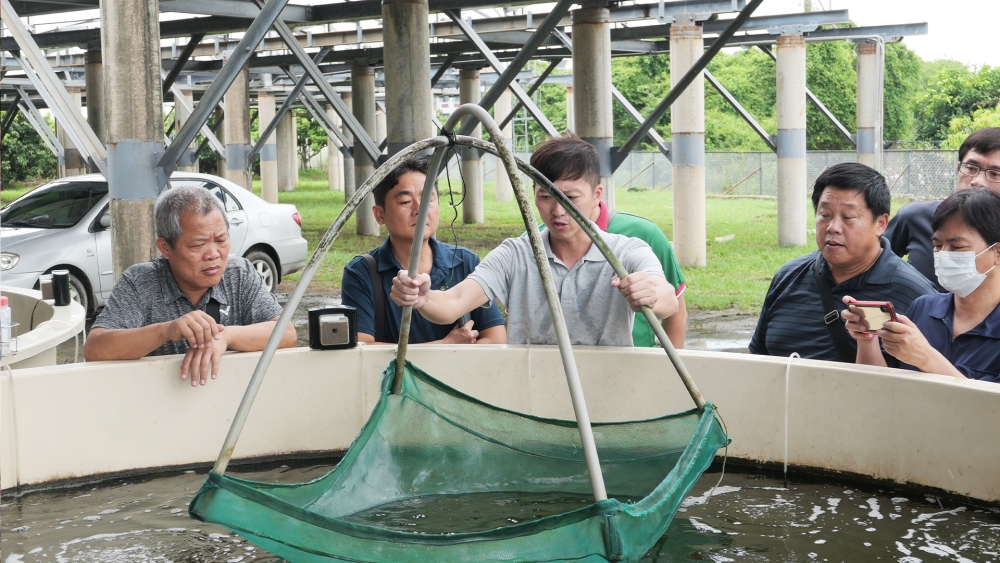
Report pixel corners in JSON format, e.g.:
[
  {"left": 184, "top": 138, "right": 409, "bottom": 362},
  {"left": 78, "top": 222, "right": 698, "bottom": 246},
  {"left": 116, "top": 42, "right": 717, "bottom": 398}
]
[{"left": 3, "top": 170, "right": 913, "bottom": 314}]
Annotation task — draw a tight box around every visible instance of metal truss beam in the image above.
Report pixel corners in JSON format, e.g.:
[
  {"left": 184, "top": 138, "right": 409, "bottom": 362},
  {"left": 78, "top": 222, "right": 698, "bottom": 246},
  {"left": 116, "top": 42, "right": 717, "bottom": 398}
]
[
  {"left": 15, "top": 86, "right": 64, "bottom": 162},
  {"left": 610, "top": 9, "right": 850, "bottom": 41},
  {"left": 279, "top": 66, "right": 351, "bottom": 152},
  {"left": 161, "top": 67, "right": 226, "bottom": 156},
  {"left": 549, "top": 28, "right": 670, "bottom": 158},
  {"left": 445, "top": 9, "right": 559, "bottom": 138},
  {"left": 704, "top": 69, "right": 775, "bottom": 152},
  {"left": 157, "top": 0, "right": 291, "bottom": 187},
  {"left": 451, "top": 0, "right": 573, "bottom": 139},
  {"left": 252, "top": 0, "right": 380, "bottom": 163},
  {"left": 430, "top": 53, "right": 459, "bottom": 88},
  {"left": 1, "top": 90, "right": 22, "bottom": 141},
  {"left": 248, "top": 48, "right": 337, "bottom": 166},
  {"left": 497, "top": 58, "right": 561, "bottom": 131},
  {"left": 162, "top": 33, "right": 205, "bottom": 96},
  {"left": 614, "top": 0, "right": 764, "bottom": 169},
  {"left": 159, "top": 0, "right": 310, "bottom": 22},
  {"left": 2, "top": 0, "right": 106, "bottom": 175},
  {"left": 726, "top": 22, "right": 929, "bottom": 47},
  {"left": 758, "top": 45, "right": 855, "bottom": 148}
]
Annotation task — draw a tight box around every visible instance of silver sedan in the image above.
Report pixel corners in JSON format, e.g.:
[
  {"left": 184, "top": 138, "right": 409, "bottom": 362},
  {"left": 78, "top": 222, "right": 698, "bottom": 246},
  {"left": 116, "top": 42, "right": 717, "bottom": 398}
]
[{"left": 1, "top": 172, "right": 308, "bottom": 316}]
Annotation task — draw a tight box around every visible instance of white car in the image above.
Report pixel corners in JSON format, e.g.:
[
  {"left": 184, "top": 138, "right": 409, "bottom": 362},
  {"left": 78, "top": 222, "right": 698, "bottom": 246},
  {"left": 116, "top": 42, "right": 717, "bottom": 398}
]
[{"left": 1, "top": 172, "right": 308, "bottom": 316}]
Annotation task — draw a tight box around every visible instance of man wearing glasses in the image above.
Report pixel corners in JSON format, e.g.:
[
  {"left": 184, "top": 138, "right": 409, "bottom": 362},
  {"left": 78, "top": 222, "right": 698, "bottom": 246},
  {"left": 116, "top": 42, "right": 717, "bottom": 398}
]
[{"left": 886, "top": 128, "right": 1000, "bottom": 290}]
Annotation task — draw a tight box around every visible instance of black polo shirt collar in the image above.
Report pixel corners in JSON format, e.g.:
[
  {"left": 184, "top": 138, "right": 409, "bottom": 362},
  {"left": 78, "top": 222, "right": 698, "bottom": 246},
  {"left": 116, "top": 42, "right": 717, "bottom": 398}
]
[{"left": 817, "top": 236, "right": 898, "bottom": 290}]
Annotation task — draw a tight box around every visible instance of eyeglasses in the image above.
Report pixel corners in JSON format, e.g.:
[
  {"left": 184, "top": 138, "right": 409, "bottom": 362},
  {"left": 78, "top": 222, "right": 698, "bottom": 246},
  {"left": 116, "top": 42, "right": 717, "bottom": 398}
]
[{"left": 958, "top": 162, "right": 1000, "bottom": 183}]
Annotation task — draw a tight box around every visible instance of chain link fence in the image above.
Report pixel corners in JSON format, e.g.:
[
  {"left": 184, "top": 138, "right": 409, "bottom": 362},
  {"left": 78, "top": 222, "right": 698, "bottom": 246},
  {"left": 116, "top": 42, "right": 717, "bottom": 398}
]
[{"left": 482, "top": 150, "right": 960, "bottom": 201}]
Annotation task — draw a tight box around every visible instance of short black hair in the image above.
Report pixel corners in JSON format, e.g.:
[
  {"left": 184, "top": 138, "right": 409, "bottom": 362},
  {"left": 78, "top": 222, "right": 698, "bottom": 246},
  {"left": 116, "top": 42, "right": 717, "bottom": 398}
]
[
  {"left": 958, "top": 128, "right": 1000, "bottom": 162},
  {"left": 529, "top": 134, "right": 600, "bottom": 188},
  {"left": 373, "top": 155, "right": 431, "bottom": 207},
  {"left": 811, "top": 162, "right": 890, "bottom": 218},
  {"left": 931, "top": 187, "right": 1000, "bottom": 246}
]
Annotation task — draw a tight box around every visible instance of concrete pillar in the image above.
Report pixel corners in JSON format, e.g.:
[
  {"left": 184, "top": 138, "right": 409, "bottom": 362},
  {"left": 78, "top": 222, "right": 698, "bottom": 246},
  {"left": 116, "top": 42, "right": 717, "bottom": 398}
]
[
  {"left": 459, "top": 68, "right": 484, "bottom": 224},
  {"left": 276, "top": 111, "right": 297, "bottom": 192},
  {"left": 57, "top": 87, "right": 86, "bottom": 177},
  {"left": 326, "top": 105, "right": 343, "bottom": 192},
  {"left": 84, "top": 48, "right": 105, "bottom": 145},
  {"left": 565, "top": 84, "right": 575, "bottom": 132},
  {"left": 776, "top": 33, "right": 808, "bottom": 247},
  {"left": 572, "top": 5, "right": 615, "bottom": 208},
  {"left": 258, "top": 91, "right": 279, "bottom": 203},
  {"left": 353, "top": 65, "right": 380, "bottom": 236},
  {"left": 341, "top": 92, "right": 356, "bottom": 200},
  {"left": 175, "top": 88, "right": 199, "bottom": 173},
  {"left": 382, "top": 0, "right": 434, "bottom": 156},
  {"left": 223, "top": 60, "right": 251, "bottom": 189},
  {"left": 101, "top": 0, "right": 165, "bottom": 279},
  {"left": 856, "top": 40, "right": 884, "bottom": 171},
  {"left": 375, "top": 106, "right": 387, "bottom": 153},
  {"left": 494, "top": 87, "right": 514, "bottom": 202},
  {"left": 669, "top": 15, "right": 707, "bottom": 266}
]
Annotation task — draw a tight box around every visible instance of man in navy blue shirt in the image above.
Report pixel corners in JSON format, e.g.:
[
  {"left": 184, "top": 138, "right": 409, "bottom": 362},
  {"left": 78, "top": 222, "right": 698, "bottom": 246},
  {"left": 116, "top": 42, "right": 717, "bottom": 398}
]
[
  {"left": 886, "top": 128, "right": 1000, "bottom": 290},
  {"left": 750, "top": 163, "right": 937, "bottom": 362},
  {"left": 341, "top": 156, "right": 506, "bottom": 344}
]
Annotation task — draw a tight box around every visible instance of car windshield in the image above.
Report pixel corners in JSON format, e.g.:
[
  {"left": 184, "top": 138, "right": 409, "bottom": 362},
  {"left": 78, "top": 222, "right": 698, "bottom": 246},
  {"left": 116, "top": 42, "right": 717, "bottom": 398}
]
[{"left": 1, "top": 181, "right": 108, "bottom": 229}]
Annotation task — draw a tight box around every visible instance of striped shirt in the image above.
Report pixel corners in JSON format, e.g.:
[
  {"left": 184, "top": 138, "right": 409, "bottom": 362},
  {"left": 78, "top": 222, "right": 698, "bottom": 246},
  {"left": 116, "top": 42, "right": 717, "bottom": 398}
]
[{"left": 749, "top": 237, "right": 937, "bottom": 362}]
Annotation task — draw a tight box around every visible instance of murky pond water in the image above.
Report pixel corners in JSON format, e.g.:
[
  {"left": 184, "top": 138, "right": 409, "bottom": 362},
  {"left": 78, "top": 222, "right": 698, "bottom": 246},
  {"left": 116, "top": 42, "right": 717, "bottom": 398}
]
[{"left": 4, "top": 460, "right": 997, "bottom": 562}]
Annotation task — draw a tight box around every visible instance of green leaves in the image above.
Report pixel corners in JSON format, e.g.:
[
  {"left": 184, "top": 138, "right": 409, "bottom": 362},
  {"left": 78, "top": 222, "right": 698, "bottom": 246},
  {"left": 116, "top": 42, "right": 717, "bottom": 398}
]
[{"left": 0, "top": 111, "right": 57, "bottom": 182}]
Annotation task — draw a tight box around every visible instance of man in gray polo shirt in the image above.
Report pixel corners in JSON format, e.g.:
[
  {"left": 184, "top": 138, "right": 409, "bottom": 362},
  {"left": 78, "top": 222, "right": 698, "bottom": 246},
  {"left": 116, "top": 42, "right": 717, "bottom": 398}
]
[
  {"left": 84, "top": 186, "right": 297, "bottom": 385},
  {"left": 389, "top": 170, "right": 677, "bottom": 346}
]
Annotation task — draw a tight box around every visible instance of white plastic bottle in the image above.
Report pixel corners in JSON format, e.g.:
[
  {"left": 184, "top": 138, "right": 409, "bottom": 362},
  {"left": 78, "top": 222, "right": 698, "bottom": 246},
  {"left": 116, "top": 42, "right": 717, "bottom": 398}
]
[{"left": 0, "top": 295, "right": 10, "bottom": 357}]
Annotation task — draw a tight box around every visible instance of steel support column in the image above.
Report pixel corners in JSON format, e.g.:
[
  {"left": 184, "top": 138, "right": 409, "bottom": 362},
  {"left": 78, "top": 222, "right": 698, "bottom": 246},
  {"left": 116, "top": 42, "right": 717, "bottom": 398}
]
[
  {"left": 58, "top": 87, "right": 87, "bottom": 177},
  {"left": 223, "top": 58, "right": 252, "bottom": 189},
  {"left": 496, "top": 57, "right": 562, "bottom": 131},
  {"left": 776, "top": 33, "right": 807, "bottom": 247},
  {"left": 670, "top": 14, "right": 706, "bottom": 267},
  {"left": 382, "top": 0, "right": 433, "bottom": 156},
  {"left": 573, "top": 5, "right": 614, "bottom": 206},
  {"left": 257, "top": 90, "right": 278, "bottom": 202},
  {"left": 84, "top": 48, "right": 105, "bottom": 145},
  {"left": 352, "top": 64, "right": 379, "bottom": 236},
  {"left": 459, "top": 67, "right": 484, "bottom": 223},
  {"left": 15, "top": 87, "right": 64, "bottom": 162},
  {"left": 277, "top": 110, "right": 297, "bottom": 192},
  {"left": 856, "top": 40, "right": 884, "bottom": 171},
  {"left": 494, "top": 87, "right": 513, "bottom": 202},
  {"left": 326, "top": 105, "right": 343, "bottom": 192},
  {"left": 341, "top": 92, "right": 356, "bottom": 200}
]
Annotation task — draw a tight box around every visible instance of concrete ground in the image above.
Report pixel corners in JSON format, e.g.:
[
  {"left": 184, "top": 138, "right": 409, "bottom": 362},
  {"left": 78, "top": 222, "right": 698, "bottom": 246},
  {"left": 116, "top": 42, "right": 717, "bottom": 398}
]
[{"left": 54, "top": 290, "right": 755, "bottom": 365}]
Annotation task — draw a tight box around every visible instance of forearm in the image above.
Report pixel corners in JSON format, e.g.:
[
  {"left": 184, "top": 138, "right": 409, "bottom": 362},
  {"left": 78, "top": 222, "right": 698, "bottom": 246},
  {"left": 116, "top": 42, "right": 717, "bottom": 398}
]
[
  {"left": 417, "top": 291, "right": 468, "bottom": 324},
  {"left": 222, "top": 321, "right": 297, "bottom": 352},
  {"left": 913, "top": 348, "right": 965, "bottom": 378},
  {"left": 650, "top": 280, "right": 679, "bottom": 320},
  {"left": 662, "top": 296, "right": 687, "bottom": 349},
  {"left": 855, "top": 338, "right": 887, "bottom": 367},
  {"left": 475, "top": 325, "right": 507, "bottom": 344},
  {"left": 84, "top": 324, "right": 171, "bottom": 361}
]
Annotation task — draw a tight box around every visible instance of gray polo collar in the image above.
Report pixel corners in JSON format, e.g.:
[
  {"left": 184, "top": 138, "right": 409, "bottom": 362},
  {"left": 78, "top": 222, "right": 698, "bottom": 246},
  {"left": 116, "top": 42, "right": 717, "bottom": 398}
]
[
  {"left": 541, "top": 223, "right": 606, "bottom": 267},
  {"left": 158, "top": 256, "right": 229, "bottom": 307}
]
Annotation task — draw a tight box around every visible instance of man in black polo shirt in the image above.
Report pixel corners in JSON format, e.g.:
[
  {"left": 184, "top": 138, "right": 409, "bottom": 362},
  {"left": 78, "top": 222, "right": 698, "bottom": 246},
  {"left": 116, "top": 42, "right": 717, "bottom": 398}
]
[
  {"left": 750, "top": 163, "right": 937, "bottom": 362},
  {"left": 886, "top": 128, "right": 1000, "bottom": 291}
]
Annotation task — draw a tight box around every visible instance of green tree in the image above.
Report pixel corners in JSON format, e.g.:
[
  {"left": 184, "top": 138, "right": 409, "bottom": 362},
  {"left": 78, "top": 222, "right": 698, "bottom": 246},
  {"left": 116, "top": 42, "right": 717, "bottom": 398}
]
[
  {"left": 295, "top": 110, "right": 328, "bottom": 170},
  {"left": 942, "top": 106, "right": 1000, "bottom": 149},
  {"left": 883, "top": 42, "right": 920, "bottom": 142},
  {"left": 913, "top": 65, "right": 1000, "bottom": 142},
  {"left": 1, "top": 111, "right": 58, "bottom": 182},
  {"left": 804, "top": 41, "right": 856, "bottom": 150}
]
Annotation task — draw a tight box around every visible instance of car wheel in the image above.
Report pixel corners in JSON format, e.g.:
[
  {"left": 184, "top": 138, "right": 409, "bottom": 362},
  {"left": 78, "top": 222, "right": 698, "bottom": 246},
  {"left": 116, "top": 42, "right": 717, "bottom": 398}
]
[{"left": 245, "top": 250, "right": 277, "bottom": 293}]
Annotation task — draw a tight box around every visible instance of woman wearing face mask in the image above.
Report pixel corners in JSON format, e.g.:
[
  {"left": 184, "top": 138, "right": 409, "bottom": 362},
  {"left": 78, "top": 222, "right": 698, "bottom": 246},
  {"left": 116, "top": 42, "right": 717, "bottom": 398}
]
[{"left": 841, "top": 187, "right": 1000, "bottom": 382}]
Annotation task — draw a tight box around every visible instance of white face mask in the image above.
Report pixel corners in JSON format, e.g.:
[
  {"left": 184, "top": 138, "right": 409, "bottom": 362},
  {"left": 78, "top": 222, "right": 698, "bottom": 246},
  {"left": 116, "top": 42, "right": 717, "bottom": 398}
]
[{"left": 934, "top": 243, "right": 998, "bottom": 298}]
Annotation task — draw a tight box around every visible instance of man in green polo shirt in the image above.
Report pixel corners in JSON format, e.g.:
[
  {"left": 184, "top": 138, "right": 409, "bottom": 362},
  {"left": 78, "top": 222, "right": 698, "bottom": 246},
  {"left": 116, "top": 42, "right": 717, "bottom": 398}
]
[{"left": 529, "top": 136, "right": 688, "bottom": 348}]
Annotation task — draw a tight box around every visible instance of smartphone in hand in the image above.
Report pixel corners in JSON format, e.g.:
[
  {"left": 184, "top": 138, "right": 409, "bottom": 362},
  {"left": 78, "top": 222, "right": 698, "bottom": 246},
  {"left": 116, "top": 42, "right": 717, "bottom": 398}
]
[{"left": 848, "top": 301, "right": 897, "bottom": 334}]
